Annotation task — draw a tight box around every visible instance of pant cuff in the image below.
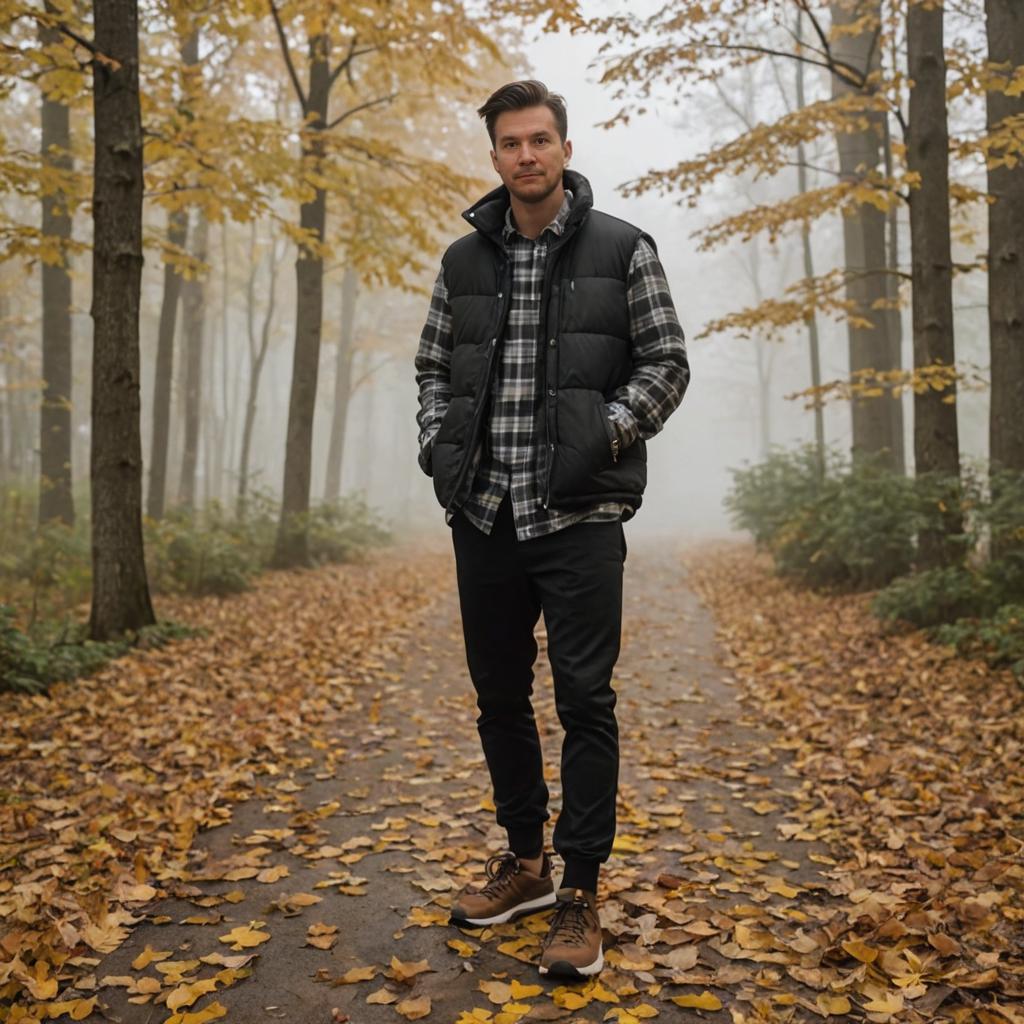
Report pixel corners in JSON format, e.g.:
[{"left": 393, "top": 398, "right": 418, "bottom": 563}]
[
  {"left": 507, "top": 825, "right": 545, "bottom": 860},
  {"left": 561, "top": 858, "right": 601, "bottom": 894}
]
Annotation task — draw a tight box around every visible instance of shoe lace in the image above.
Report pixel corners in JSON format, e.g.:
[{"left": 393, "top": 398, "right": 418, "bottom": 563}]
[
  {"left": 543, "top": 894, "right": 592, "bottom": 948},
  {"left": 479, "top": 851, "right": 521, "bottom": 897}
]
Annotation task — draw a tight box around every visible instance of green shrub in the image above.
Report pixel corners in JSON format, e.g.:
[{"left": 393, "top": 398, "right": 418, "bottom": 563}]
[
  {"left": 725, "top": 448, "right": 980, "bottom": 591},
  {"left": 872, "top": 566, "right": 997, "bottom": 628},
  {"left": 0, "top": 606, "right": 191, "bottom": 694},
  {"left": 305, "top": 495, "right": 392, "bottom": 565},
  {"left": 145, "top": 504, "right": 260, "bottom": 596},
  {"left": 724, "top": 445, "right": 833, "bottom": 548},
  {"left": 935, "top": 605, "right": 1024, "bottom": 678},
  {"left": 726, "top": 448, "right": 935, "bottom": 590}
]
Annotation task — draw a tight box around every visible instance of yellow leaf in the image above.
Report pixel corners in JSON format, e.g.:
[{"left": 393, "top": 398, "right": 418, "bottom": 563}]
[
  {"left": 396, "top": 995, "right": 431, "bottom": 1020},
  {"left": 447, "top": 939, "right": 479, "bottom": 958},
  {"left": 165, "top": 1001, "right": 228, "bottom": 1024},
  {"left": 131, "top": 946, "right": 172, "bottom": 970},
  {"left": 862, "top": 991, "right": 904, "bottom": 1014},
  {"left": 335, "top": 965, "right": 378, "bottom": 984},
  {"left": 389, "top": 956, "right": 432, "bottom": 982},
  {"left": 408, "top": 906, "right": 449, "bottom": 927},
  {"left": 590, "top": 981, "right": 620, "bottom": 1003},
  {"left": 218, "top": 924, "right": 270, "bottom": 950},
  {"left": 479, "top": 980, "right": 512, "bottom": 1004},
  {"left": 612, "top": 834, "right": 646, "bottom": 854},
  {"left": 841, "top": 938, "right": 878, "bottom": 963},
  {"left": 167, "top": 978, "right": 218, "bottom": 1011},
  {"left": 554, "top": 990, "right": 590, "bottom": 1009},
  {"left": 285, "top": 893, "right": 321, "bottom": 907},
  {"left": 670, "top": 991, "right": 722, "bottom": 1011},
  {"left": 764, "top": 877, "right": 801, "bottom": 898},
  {"left": 367, "top": 987, "right": 399, "bottom": 1004},
  {"left": 509, "top": 979, "right": 543, "bottom": 999},
  {"left": 816, "top": 994, "right": 852, "bottom": 1015},
  {"left": 256, "top": 864, "right": 290, "bottom": 883}
]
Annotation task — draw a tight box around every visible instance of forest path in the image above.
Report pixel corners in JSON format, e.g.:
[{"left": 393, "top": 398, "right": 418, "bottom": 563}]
[{"left": 80, "top": 534, "right": 835, "bottom": 1024}]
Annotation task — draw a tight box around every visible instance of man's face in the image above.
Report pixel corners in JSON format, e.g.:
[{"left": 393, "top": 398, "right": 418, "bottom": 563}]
[{"left": 490, "top": 105, "right": 572, "bottom": 205}]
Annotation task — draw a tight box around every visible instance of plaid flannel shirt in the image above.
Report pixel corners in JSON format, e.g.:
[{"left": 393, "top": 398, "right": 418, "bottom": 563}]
[{"left": 415, "top": 189, "right": 688, "bottom": 541}]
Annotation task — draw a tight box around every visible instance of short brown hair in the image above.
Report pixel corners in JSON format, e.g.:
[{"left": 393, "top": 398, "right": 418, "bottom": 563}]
[{"left": 477, "top": 80, "right": 568, "bottom": 147}]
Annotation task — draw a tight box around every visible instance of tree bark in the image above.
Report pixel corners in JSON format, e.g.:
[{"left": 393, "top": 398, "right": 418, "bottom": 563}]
[
  {"left": 238, "top": 233, "right": 280, "bottom": 517},
  {"left": 147, "top": 207, "right": 187, "bottom": 519},
  {"left": 907, "top": 0, "right": 962, "bottom": 566},
  {"left": 147, "top": 27, "right": 198, "bottom": 519},
  {"left": 273, "top": 32, "right": 330, "bottom": 567},
  {"left": 986, "top": 0, "right": 1024, "bottom": 477},
  {"left": 38, "top": 11, "right": 75, "bottom": 526},
  {"left": 324, "top": 267, "right": 357, "bottom": 502},
  {"left": 830, "top": 0, "right": 904, "bottom": 471},
  {"left": 178, "top": 210, "right": 207, "bottom": 511},
  {"left": 796, "top": 12, "right": 825, "bottom": 477},
  {"left": 89, "top": 0, "right": 156, "bottom": 638}
]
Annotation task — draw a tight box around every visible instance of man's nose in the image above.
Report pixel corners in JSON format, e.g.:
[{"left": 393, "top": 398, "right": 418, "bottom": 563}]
[{"left": 518, "top": 145, "right": 537, "bottom": 163}]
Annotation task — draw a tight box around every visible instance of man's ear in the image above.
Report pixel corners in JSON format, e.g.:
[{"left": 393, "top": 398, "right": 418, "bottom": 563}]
[
  {"left": 490, "top": 149, "right": 499, "bottom": 173},
  {"left": 564, "top": 139, "right": 573, "bottom": 165}
]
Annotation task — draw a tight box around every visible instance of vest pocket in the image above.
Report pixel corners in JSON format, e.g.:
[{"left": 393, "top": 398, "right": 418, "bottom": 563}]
[{"left": 548, "top": 389, "right": 614, "bottom": 497}]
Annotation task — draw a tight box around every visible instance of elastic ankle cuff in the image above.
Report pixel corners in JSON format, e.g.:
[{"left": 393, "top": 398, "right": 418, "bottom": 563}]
[
  {"left": 508, "top": 826, "right": 545, "bottom": 861},
  {"left": 561, "top": 858, "right": 600, "bottom": 894}
]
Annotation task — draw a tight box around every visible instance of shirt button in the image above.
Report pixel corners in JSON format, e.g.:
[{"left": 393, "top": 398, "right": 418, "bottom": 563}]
[
  {"left": 497, "top": 292, "right": 503, "bottom": 298},
  {"left": 490, "top": 338, "right": 496, "bottom": 346},
  {"left": 548, "top": 338, "right": 556, "bottom": 347},
  {"left": 548, "top": 389, "right": 555, "bottom": 397}
]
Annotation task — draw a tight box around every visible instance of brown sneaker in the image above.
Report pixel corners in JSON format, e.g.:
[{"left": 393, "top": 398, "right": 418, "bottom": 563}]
[
  {"left": 538, "top": 887, "right": 604, "bottom": 977},
  {"left": 449, "top": 851, "right": 556, "bottom": 927}
]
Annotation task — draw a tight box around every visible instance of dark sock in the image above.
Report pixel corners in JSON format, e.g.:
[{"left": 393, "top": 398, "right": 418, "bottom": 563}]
[
  {"left": 561, "top": 858, "right": 600, "bottom": 894},
  {"left": 508, "top": 825, "right": 544, "bottom": 862}
]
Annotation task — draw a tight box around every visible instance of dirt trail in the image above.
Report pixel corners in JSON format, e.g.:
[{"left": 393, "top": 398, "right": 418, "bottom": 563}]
[{"left": 82, "top": 536, "right": 833, "bottom": 1024}]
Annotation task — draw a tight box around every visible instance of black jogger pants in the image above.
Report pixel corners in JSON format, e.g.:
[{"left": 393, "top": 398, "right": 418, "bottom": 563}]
[{"left": 450, "top": 491, "right": 626, "bottom": 893}]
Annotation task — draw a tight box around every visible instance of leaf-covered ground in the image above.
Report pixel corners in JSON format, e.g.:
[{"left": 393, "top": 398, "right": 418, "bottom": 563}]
[{"left": 1, "top": 540, "right": 1021, "bottom": 1024}]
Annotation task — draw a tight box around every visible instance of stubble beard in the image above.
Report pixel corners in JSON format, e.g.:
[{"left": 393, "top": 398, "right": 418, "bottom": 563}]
[{"left": 507, "top": 170, "right": 561, "bottom": 206}]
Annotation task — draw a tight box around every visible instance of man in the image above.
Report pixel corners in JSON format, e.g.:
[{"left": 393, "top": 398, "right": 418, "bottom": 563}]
[{"left": 414, "top": 80, "right": 689, "bottom": 978}]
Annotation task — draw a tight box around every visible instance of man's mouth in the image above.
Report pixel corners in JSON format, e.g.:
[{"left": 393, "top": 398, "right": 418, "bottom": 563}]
[{"left": 516, "top": 172, "right": 541, "bottom": 179}]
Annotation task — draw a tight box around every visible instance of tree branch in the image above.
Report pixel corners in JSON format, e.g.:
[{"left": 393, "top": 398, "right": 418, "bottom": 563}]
[
  {"left": 704, "top": 42, "right": 866, "bottom": 91},
  {"left": 269, "top": 0, "right": 306, "bottom": 112},
  {"left": 326, "top": 92, "right": 397, "bottom": 130}
]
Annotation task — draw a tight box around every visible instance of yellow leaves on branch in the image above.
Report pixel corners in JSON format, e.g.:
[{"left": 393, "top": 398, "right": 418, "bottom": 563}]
[
  {"left": 698, "top": 268, "right": 871, "bottom": 342},
  {"left": 787, "top": 361, "right": 988, "bottom": 409},
  {"left": 620, "top": 93, "right": 894, "bottom": 203},
  {"left": 698, "top": 176, "right": 903, "bottom": 251}
]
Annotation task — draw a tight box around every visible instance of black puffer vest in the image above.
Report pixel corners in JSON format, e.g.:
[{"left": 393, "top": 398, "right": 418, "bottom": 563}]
[{"left": 428, "top": 170, "right": 650, "bottom": 519}]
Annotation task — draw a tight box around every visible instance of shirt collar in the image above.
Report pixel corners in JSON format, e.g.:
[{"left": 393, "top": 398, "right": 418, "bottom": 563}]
[{"left": 503, "top": 188, "right": 574, "bottom": 241}]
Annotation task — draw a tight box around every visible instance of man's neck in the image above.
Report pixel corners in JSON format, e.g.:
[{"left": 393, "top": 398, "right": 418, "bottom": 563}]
[{"left": 509, "top": 184, "right": 566, "bottom": 240}]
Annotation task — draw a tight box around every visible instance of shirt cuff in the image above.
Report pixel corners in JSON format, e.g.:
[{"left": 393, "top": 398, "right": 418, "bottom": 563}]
[
  {"left": 418, "top": 423, "right": 441, "bottom": 475},
  {"left": 606, "top": 402, "right": 639, "bottom": 449}
]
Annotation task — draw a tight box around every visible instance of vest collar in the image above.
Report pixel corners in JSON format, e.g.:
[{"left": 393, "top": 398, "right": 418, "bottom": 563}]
[{"left": 462, "top": 169, "right": 594, "bottom": 246}]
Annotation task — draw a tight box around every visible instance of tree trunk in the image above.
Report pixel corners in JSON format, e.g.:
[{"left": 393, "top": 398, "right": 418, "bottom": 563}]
[
  {"left": 830, "top": 0, "right": 904, "bottom": 470},
  {"left": 324, "top": 267, "right": 357, "bottom": 502},
  {"left": 273, "top": 32, "right": 330, "bottom": 567},
  {"left": 178, "top": 211, "right": 207, "bottom": 511},
  {"left": 38, "top": 11, "right": 75, "bottom": 526},
  {"left": 907, "top": 0, "right": 962, "bottom": 567},
  {"left": 238, "top": 235, "right": 279, "bottom": 517},
  {"left": 147, "top": 208, "right": 187, "bottom": 519},
  {"left": 796, "top": 11, "right": 825, "bottom": 477},
  {"left": 147, "top": 28, "right": 198, "bottom": 519},
  {"left": 89, "top": 0, "right": 156, "bottom": 638},
  {"left": 986, "top": 0, "right": 1024, "bottom": 477},
  {"left": 882, "top": 114, "right": 907, "bottom": 473}
]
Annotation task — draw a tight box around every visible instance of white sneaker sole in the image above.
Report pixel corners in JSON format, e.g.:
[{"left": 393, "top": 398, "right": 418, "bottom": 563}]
[
  {"left": 451, "top": 891, "right": 557, "bottom": 927},
  {"left": 538, "top": 946, "right": 604, "bottom": 978}
]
